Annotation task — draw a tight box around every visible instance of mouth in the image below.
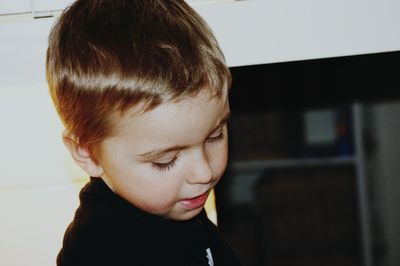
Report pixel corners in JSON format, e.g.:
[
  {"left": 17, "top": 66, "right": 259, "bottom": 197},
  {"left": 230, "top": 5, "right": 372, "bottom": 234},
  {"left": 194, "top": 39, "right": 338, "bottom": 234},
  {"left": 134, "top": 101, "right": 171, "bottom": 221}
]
[{"left": 179, "top": 190, "right": 210, "bottom": 210}]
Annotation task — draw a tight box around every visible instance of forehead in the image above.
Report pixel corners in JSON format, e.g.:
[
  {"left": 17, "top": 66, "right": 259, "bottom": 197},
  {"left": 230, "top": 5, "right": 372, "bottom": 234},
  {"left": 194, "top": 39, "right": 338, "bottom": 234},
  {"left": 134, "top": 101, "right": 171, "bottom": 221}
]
[{"left": 105, "top": 92, "right": 229, "bottom": 151}]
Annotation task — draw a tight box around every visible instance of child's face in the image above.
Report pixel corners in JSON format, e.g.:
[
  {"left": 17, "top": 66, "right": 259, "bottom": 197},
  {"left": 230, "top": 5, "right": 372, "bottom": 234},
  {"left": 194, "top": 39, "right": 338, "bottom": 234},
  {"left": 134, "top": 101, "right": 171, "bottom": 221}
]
[{"left": 98, "top": 91, "right": 230, "bottom": 220}]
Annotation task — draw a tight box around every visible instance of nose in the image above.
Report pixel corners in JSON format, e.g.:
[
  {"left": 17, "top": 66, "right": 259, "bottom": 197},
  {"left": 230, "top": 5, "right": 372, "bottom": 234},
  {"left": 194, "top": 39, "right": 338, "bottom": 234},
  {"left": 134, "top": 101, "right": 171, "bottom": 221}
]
[{"left": 187, "top": 149, "right": 213, "bottom": 185}]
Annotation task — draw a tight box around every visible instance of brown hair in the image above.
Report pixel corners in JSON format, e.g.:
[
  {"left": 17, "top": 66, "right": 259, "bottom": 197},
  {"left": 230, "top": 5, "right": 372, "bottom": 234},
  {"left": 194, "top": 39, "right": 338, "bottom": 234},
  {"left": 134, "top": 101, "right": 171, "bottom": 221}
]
[{"left": 46, "top": 0, "right": 231, "bottom": 160}]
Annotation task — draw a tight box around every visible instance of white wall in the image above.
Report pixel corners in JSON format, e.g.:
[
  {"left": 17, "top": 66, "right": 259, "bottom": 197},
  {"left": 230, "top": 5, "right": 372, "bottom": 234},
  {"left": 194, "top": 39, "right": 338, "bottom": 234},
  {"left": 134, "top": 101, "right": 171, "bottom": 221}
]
[
  {"left": 2, "top": 0, "right": 400, "bottom": 87},
  {"left": 198, "top": 0, "right": 400, "bottom": 67},
  {"left": 0, "top": 0, "right": 77, "bottom": 15},
  {"left": 1, "top": 1, "right": 400, "bottom": 265}
]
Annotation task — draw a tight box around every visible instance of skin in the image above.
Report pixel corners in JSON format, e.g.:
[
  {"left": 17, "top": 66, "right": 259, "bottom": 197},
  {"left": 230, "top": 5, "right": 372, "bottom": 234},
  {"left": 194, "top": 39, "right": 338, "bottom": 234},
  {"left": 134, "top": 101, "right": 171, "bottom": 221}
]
[{"left": 65, "top": 91, "right": 230, "bottom": 221}]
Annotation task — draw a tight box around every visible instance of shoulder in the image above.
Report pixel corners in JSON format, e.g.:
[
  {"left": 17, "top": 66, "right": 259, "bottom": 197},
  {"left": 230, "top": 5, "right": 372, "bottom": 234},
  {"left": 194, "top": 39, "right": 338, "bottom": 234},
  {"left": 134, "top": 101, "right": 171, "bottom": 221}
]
[
  {"left": 57, "top": 208, "right": 153, "bottom": 266},
  {"left": 57, "top": 208, "right": 121, "bottom": 264},
  {"left": 57, "top": 181, "right": 151, "bottom": 265}
]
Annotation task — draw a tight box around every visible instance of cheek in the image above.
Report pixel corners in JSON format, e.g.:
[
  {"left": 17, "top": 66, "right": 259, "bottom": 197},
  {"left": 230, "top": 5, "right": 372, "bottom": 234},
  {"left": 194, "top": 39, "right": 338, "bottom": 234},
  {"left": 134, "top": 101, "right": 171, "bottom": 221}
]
[
  {"left": 118, "top": 168, "right": 184, "bottom": 213},
  {"left": 136, "top": 167, "right": 182, "bottom": 194},
  {"left": 209, "top": 140, "right": 229, "bottom": 178},
  {"left": 104, "top": 158, "right": 180, "bottom": 199}
]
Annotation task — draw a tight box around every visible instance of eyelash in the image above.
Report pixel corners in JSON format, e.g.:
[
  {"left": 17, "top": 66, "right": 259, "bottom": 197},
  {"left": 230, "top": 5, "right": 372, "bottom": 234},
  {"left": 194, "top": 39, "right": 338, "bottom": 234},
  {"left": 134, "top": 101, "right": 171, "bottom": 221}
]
[
  {"left": 206, "top": 130, "right": 225, "bottom": 144},
  {"left": 152, "top": 157, "right": 178, "bottom": 172},
  {"left": 151, "top": 129, "right": 225, "bottom": 172}
]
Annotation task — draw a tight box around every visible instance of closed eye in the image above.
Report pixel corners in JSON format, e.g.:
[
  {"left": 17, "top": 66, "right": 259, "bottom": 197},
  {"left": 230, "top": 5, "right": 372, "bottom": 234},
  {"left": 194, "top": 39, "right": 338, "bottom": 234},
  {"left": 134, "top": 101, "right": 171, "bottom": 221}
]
[
  {"left": 206, "top": 130, "right": 225, "bottom": 144},
  {"left": 152, "top": 157, "right": 178, "bottom": 172}
]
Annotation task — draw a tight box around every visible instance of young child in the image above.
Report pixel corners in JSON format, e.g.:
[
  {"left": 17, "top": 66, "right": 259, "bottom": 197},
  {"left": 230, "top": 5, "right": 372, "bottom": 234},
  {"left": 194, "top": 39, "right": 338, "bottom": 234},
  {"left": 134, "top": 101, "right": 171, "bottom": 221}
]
[{"left": 46, "top": 0, "right": 241, "bottom": 265}]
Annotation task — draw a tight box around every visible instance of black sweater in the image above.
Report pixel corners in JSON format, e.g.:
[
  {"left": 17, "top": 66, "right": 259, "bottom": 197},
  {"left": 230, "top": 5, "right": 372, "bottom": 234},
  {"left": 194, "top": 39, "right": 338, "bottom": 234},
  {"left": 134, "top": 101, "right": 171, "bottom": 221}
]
[{"left": 57, "top": 178, "right": 242, "bottom": 266}]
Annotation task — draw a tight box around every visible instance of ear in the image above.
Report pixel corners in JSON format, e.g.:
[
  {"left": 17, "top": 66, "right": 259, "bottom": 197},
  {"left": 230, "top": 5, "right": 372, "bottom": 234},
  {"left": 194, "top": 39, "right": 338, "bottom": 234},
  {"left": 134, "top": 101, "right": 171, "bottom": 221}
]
[{"left": 62, "top": 130, "right": 104, "bottom": 177}]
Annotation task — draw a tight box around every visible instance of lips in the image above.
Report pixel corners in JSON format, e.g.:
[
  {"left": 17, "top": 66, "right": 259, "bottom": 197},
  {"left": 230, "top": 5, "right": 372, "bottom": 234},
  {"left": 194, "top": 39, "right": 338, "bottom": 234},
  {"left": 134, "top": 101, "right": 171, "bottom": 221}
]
[{"left": 179, "top": 191, "right": 210, "bottom": 210}]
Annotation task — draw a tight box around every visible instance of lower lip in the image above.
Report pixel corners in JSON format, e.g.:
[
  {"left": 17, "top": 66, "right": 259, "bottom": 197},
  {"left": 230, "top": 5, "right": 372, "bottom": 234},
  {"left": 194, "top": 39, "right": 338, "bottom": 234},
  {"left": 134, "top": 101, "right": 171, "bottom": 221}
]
[{"left": 179, "top": 191, "right": 209, "bottom": 210}]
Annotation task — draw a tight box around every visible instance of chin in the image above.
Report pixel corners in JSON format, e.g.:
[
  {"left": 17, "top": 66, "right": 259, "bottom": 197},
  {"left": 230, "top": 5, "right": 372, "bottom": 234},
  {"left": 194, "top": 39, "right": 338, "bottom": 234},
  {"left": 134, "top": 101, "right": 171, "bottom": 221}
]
[{"left": 169, "top": 207, "right": 204, "bottom": 221}]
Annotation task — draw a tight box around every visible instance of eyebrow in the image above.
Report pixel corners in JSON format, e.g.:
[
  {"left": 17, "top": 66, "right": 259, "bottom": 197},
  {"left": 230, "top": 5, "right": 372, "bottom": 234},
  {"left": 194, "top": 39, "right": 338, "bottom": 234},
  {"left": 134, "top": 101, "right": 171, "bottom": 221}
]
[
  {"left": 138, "top": 144, "right": 190, "bottom": 161},
  {"left": 138, "top": 110, "right": 231, "bottom": 161}
]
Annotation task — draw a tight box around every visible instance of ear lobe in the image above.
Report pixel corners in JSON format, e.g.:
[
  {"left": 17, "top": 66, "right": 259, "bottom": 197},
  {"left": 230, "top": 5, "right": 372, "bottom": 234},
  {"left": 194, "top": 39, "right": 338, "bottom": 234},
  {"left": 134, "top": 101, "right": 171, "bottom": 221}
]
[{"left": 62, "top": 131, "right": 104, "bottom": 177}]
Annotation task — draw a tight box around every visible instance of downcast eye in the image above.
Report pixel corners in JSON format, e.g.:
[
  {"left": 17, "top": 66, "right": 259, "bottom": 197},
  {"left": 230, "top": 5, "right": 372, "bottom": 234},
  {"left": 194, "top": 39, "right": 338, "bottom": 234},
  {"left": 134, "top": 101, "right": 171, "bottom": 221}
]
[
  {"left": 151, "top": 157, "right": 178, "bottom": 172},
  {"left": 207, "top": 128, "right": 225, "bottom": 144}
]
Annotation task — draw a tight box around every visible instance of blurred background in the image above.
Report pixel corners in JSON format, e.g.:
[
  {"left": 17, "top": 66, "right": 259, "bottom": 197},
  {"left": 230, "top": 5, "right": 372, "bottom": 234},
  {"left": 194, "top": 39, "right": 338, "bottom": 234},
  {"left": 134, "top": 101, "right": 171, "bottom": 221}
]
[
  {"left": 218, "top": 54, "right": 400, "bottom": 266},
  {"left": 1, "top": 0, "right": 400, "bottom": 266}
]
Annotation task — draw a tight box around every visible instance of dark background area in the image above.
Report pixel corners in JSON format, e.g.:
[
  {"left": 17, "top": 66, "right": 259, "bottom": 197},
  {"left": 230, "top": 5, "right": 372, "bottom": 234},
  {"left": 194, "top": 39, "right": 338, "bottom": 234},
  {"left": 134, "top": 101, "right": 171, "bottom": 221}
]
[
  {"left": 216, "top": 51, "right": 400, "bottom": 266},
  {"left": 228, "top": 51, "right": 400, "bottom": 113}
]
